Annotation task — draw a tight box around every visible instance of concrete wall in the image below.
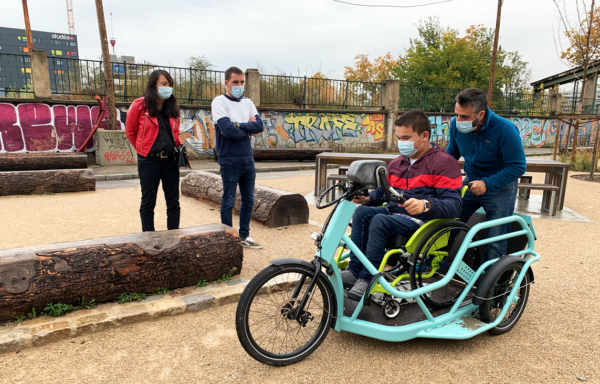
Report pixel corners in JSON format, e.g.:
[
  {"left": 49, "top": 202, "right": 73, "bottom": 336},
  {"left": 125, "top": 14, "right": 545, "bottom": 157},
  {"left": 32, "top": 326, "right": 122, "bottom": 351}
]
[
  {"left": 178, "top": 109, "right": 387, "bottom": 157},
  {"left": 0, "top": 102, "right": 124, "bottom": 153},
  {"left": 425, "top": 114, "right": 596, "bottom": 148},
  {"left": 2, "top": 98, "right": 597, "bottom": 158}
]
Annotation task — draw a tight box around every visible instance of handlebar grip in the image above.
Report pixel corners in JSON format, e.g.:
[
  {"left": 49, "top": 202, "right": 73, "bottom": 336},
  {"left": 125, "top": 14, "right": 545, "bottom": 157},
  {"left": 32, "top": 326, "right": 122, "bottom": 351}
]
[{"left": 388, "top": 187, "right": 407, "bottom": 204}]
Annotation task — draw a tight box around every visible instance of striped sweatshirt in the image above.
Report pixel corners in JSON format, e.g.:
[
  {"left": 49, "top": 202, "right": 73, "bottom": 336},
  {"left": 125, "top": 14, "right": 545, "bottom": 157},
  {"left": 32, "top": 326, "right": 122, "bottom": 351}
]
[{"left": 368, "top": 146, "right": 463, "bottom": 222}]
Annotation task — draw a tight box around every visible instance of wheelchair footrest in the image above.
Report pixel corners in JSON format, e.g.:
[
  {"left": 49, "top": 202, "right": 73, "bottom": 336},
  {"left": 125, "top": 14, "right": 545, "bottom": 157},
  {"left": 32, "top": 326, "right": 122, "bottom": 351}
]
[{"left": 417, "top": 316, "right": 487, "bottom": 339}]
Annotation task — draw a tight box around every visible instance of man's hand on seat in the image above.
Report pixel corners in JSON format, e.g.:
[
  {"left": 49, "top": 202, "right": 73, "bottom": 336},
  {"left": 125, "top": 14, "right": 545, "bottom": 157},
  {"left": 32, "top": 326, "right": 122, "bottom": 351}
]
[
  {"left": 352, "top": 196, "right": 370, "bottom": 205},
  {"left": 402, "top": 198, "right": 425, "bottom": 215},
  {"left": 469, "top": 180, "right": 487, "bottom": 196}
]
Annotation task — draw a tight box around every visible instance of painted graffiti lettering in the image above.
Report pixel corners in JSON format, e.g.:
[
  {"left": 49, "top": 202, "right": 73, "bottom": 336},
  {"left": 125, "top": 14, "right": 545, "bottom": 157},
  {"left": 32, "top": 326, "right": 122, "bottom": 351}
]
[
  {"left": 0, "top": 103, "right": 123, "bottom": 153},
  {"left": 104, "top": 150, "right": 133, "bottom": 164},
  {"left": 179, "top": 110, "right": 387, "bottom": 155}
]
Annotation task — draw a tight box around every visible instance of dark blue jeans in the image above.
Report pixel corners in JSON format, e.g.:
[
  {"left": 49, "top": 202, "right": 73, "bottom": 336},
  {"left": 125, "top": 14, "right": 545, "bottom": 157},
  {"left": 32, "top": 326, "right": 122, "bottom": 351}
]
[
  {"left": 347, "top": 206, "right": 421, "bottom": 282},
  {"left": 137, "top": 154, "right": 180, "bottom": 232},
  {"left": 220, "top": 162, "right": 256, "bottom": 239},
  {"left": 460, "top": 180, "right": 518, "bottom": 263}
]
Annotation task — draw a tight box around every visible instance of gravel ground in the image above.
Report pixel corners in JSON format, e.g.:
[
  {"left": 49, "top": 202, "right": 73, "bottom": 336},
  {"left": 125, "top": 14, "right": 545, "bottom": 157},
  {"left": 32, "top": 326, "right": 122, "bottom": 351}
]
[{"left": 0, "top": 172, "right": 598, "bottom": 383}]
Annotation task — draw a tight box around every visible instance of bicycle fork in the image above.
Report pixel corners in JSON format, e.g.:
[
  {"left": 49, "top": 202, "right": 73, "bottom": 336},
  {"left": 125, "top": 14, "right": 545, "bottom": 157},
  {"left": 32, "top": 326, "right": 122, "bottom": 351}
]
[{"left": 289, "top": 259, "right": 322, "bottom": 326}]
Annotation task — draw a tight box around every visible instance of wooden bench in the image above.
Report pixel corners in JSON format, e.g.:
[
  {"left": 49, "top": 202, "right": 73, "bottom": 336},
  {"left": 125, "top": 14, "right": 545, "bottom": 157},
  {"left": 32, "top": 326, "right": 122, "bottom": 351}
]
[
  {"left": 326, "top": 174, "right": 348, "bottom": 202},
  {"left": 517, "top": 183, "right": 560, "bottom": 216},
  {"left": 518, "top": 174, "right": 533, "bottom": 200},
  {"left": 338, "top": 166, "right": 349, "bottom": 176}
]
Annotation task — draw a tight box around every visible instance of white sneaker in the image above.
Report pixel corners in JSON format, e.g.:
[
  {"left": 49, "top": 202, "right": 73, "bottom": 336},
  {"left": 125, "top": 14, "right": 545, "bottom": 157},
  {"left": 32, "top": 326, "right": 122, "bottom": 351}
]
[{"left": 240, "top": 237, "right": 263, "bottom": 249}]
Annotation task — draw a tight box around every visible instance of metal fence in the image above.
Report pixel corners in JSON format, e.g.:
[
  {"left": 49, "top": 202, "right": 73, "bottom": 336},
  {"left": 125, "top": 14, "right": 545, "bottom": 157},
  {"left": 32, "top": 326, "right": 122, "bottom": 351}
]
[
  {"left": 260, "top": 74, "right": 383, "bottom": 109},
  {"left": 561, "top": 96, "right": 600, "bottom": 114},
  {"left": 0, "top": 53, "right": 34, "bottom": 97},
  {"left": 398, "top": 85, "right": 555, "bottom": 115},
  {"left": 398, "top": 85, "right": 459, "bottom": 112},
  {"left": 46, "top": 57, "right": 226, "bottom": 104}
]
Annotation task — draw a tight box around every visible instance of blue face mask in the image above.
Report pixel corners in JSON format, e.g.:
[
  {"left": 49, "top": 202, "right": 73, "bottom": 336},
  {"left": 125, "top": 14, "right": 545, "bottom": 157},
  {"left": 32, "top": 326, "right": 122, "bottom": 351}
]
[
  {"left": 157, "top": 86, "right": 172, "bottom": 100},
  {"left": 456, "top": 115, "right": 481, "bottom": 134},
  {"left": 397, "top": 134, "right": 423, "bottom": 157},
  {"left": 231, "top": 86, "right": 244, "bottom": 98}
]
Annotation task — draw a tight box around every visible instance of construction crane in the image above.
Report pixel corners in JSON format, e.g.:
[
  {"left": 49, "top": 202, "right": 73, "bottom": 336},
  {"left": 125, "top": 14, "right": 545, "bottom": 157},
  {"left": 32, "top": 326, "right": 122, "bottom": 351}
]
[{"left": 66, "top": 0, "right": 75, "bottom": 35}]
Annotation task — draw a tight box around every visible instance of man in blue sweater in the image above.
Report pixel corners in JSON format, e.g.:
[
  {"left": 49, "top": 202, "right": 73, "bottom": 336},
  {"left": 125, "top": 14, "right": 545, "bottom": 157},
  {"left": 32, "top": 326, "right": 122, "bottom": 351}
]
[
  {"left": 212, "top": 67, "right": 264, "bottom": 249},
  {"left": 446, "top": 88, "right": 526, "bottom": 262}
]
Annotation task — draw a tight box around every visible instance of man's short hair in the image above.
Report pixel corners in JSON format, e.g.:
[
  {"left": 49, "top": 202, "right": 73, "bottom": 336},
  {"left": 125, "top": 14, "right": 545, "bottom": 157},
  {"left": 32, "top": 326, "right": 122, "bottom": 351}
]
[
  {"left": 455, "top": 88, "right": 488, "bottom": 113},
  {"left": 225, "top": 66, "right": 244, "bottom": 81},
  {"left": 395, "top": 109, "right": 431, "bottom": 135}
]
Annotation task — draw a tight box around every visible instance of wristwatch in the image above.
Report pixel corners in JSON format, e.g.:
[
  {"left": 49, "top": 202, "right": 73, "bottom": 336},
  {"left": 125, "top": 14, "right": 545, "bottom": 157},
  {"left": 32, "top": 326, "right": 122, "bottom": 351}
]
[{"left": 423, "top": 200, "right": 431, "bottom": 213}]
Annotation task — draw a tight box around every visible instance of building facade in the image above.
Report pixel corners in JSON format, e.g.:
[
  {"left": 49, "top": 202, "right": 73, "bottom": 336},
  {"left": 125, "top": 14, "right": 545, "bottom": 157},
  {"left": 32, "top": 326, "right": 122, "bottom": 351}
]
[{"left": 0, "top": 27, "right": 78, "bottom": 96}]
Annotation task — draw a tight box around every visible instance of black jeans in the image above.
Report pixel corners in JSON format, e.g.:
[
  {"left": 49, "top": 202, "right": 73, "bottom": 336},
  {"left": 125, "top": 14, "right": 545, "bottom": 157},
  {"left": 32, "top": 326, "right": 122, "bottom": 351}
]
[{"left": 137, "top": 154, "right": 180, "bottom": 232}]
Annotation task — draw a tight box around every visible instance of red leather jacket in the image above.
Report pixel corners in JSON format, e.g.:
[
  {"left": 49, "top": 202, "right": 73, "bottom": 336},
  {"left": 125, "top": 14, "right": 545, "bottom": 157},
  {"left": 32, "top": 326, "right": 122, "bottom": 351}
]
[{"left": 125, "top": 97, "right": 182, "bottom": 157}]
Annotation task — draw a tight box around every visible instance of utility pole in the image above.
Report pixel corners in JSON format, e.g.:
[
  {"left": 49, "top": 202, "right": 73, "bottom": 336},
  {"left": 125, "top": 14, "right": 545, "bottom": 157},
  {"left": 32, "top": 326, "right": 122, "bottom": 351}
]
[
  {"left": 487, "top": 0, "right": 503, "bottom": 108},
  {"left": 94, "top": 0, "right": 117, "bottom": 130},
  {"left": 21, "top": 0, "right": 34, "bottom": 52}
]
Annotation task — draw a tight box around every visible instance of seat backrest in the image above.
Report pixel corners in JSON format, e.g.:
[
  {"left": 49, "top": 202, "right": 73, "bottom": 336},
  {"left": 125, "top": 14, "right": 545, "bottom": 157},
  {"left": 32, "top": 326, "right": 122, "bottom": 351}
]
[{"left": 346, "top": 160, "right": 387, "bottom": 188}]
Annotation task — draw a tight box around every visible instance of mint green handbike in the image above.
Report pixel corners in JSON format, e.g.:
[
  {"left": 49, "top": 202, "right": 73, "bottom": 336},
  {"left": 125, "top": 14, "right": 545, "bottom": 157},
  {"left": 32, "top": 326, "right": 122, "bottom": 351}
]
[{"left": 236, "top": 160, "right": 539, "bottom": 366}]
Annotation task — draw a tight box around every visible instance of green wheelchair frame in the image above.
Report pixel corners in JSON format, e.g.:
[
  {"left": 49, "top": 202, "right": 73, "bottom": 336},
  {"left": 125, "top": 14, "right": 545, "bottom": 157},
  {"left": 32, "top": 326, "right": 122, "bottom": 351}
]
[{"left": 333, "top": 185, "right": 470, "bottom": 296}]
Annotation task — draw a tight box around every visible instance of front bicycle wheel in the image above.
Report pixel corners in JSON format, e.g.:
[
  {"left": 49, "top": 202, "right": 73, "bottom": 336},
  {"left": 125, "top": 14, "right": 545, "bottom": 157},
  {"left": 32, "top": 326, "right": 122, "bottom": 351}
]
[{"left": 235, "top": 263, "right": 335, "bottom": 366}]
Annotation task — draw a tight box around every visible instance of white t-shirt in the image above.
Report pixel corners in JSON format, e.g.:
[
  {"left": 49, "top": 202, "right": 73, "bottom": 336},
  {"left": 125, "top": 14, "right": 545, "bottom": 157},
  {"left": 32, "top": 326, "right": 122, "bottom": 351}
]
[
  {"left": 211, "top": 95, "right": 258, "bottom": 124},
  {"left": 409, "top": 158, "right": 417, "bottom": 165}
]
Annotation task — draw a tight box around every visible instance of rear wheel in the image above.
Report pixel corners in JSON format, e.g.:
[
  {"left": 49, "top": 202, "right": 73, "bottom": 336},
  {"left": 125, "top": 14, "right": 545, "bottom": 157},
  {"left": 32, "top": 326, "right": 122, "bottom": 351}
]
[
  {"left": 235, "top": 263, "right": 335, "bottom": 366},
  {"left": 480, "top": 262, "right": 530, "bottom": 335},
  {"left": 409, "top": 221, "right": 481, "bottom": 308}
]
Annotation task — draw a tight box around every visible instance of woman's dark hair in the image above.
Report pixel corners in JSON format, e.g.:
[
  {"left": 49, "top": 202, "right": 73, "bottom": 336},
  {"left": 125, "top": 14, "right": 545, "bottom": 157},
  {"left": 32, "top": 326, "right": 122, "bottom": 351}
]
[
  {"left": 395, "top": 109, "right": 431, "bottom": 135},
  {"left": 143, "top": 70, "right": 180, "bottom": 118}
]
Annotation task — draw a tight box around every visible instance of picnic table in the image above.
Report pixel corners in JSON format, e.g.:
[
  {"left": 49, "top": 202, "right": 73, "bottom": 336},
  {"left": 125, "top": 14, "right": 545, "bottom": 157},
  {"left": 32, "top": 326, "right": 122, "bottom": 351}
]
[{"left": 314, "top": 153, "right": 570, "bottom": 211}]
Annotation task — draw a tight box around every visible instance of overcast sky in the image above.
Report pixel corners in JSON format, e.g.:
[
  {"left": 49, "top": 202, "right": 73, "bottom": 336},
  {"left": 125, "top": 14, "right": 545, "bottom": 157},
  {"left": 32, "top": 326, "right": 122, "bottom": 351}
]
[{"left": 0, "top": 0, "right": 578, "bottom": 87}]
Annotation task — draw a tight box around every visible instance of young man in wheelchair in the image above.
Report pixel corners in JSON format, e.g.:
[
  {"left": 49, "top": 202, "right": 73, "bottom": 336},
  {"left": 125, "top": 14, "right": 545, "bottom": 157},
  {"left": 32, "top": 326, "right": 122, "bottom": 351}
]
[{"left": 342, "top": 109, "right": 463, "bottom": 301}]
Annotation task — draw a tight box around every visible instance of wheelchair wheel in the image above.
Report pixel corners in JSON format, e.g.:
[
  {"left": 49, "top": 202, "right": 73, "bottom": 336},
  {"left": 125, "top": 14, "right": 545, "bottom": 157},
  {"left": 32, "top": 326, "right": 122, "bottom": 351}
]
[
  {"left": 235, "top": 263, "right": 335, "bottom": 366},
  {"left": 409, "top": 221, "right": 482, "bottom": 308},
  {"left": 382, "top": 298, "right": 401, "bottom": 319},
  {"left": 479, "top": 262, "right": 530, "bottom": 335}
]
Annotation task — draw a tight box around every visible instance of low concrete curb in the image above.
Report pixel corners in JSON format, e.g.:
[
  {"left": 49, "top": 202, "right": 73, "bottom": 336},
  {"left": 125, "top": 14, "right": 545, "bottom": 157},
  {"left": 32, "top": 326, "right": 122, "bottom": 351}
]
[
  {"left": 0, "top": 278, "right": 248, "bottom": 354},
  {"left": 94, "top": 164, "right": 338, "bottom": 181}
]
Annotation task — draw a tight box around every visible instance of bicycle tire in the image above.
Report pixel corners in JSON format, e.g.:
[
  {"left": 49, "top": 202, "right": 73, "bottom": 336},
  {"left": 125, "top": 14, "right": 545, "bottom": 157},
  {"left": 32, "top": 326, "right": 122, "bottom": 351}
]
[
  {"left": 235, "top": 263, "right": 335, "bottom": 366},
  {"left": 479, "top": 261, "right": 530, "bottom": 335}
]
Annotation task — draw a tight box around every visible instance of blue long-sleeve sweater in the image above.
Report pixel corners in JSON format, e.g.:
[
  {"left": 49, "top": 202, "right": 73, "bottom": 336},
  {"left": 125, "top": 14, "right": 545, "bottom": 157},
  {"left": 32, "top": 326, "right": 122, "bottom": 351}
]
[
  {"left": 211, "top": 94, "right": 264, "bottom": 165},
  {"left": 446, "top": 107, "right": 526, "bottom": 191}
]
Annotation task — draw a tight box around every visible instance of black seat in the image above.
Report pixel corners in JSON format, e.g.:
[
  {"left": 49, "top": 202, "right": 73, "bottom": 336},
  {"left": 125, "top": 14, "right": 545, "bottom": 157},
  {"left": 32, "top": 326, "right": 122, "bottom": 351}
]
[{"left": 386, "top": 234, "right": 409, "bottom": 249}]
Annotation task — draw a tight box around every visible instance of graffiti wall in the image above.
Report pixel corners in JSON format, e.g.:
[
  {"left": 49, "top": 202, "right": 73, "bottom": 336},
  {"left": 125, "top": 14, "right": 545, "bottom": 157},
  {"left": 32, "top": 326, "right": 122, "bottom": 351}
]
[
  {"left": 425, "top": 115, "right": 599, "bottom": 148},
  {"left": 0, "top": 102, "right": 124, "bottom": 153},
  {"left": 179, "top": 109, "right": 387, "bottom": 155}
]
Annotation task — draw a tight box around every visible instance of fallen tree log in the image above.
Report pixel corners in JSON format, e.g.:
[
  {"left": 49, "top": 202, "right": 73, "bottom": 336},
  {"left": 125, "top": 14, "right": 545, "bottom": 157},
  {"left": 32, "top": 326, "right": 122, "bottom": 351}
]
[
  {"left": 0, "top": 169, "right": 96, "bottom": 196},
  {"left": 0, "top": 224, "right": 243, "bottom": 320},
  {"left": 0, "top": 153, "right": 88, "bottom": 171},
  {"left": 252, "top": 148, "right": 332, "bottom": 161},
  {"left": 181, "top": 171, "right": 309, "bottom": 228}
]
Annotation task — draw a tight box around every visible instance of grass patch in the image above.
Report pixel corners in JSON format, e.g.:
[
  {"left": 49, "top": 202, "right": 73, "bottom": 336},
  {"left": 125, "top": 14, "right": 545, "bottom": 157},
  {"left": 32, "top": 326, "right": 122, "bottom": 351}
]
[
  {"left": 558, "top": 150, "right": 599, "bottom": 171},
  {"left": 118, "top": 292, "right": 147, "bottom": 304}
]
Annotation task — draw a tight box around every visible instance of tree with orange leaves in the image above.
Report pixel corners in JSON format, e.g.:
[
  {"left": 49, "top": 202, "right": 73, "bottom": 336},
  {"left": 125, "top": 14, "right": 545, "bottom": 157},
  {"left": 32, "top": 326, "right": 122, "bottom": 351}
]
[{"left": 344, "top": 53, "right": 401, "bottom": 83}]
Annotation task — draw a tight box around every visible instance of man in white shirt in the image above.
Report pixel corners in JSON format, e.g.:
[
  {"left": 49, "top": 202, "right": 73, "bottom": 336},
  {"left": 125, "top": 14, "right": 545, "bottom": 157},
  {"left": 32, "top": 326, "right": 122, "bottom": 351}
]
[{"left": 211, "top": 67, "right": 264, "bottom": 249}]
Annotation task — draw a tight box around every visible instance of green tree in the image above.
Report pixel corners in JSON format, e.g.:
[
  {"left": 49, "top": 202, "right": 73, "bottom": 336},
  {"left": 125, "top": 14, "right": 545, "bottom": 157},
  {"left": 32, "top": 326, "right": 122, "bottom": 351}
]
[{"left": 391, "top": 17, "right": 530, "bottom": 93}]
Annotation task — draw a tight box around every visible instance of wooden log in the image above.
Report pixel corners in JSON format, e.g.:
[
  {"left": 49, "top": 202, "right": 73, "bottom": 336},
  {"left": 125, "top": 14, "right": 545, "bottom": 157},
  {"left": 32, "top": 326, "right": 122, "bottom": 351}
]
[
  {"left": 181, "top": 171, "right": 309, "bottom": 228},
  {"left": 252, "top": 148, "right": 332, "bottom": 161},
  {"left": 0, "top": 224, "right": 243, "bottom": 320},
  {"left": 0, "top": 169, "right": 96, "bottom": 196},
  {"left": 0, "top": 153, "right": 88, "bottom": 171}
]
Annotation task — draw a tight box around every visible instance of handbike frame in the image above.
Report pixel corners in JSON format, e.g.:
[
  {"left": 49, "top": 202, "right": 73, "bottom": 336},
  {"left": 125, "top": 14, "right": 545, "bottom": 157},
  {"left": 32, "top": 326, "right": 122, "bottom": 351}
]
[{"left": 316, "top": 198, "right": 540, "bottom": 342}]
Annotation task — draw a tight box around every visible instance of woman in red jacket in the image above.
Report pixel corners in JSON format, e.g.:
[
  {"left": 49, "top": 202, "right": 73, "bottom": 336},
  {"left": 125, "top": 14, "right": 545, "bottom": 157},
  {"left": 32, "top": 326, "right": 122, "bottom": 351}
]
[{"left": 125, "top": 70, "right": 182, "bottom": 232}]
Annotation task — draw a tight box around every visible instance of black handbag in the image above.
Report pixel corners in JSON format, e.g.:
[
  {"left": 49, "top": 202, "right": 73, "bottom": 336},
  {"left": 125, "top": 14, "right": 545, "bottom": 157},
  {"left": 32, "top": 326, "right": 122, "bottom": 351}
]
[{"left": 174, "top": 145, "right": 191, "bottom": 169}]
